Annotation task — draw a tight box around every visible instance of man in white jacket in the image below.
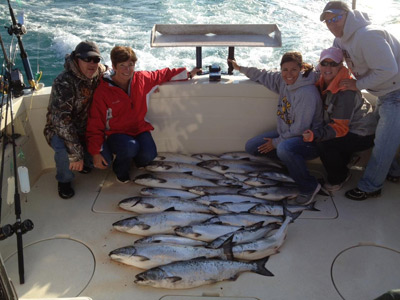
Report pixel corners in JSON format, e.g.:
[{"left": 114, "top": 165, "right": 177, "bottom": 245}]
[{"left": 320, "top": 1, "right": 400, "bottom": 200}]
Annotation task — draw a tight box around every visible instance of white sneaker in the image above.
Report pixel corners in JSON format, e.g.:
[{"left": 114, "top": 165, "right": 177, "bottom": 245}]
[
  {"left": 323, "top": 173, "right": 352, "bottom": 192},
  {"left": 295, "top": 183, "right": 321, "bottom": 205}
]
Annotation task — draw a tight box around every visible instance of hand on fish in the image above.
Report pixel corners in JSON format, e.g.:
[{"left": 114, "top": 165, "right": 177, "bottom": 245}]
[{"left": 258, "top": 138, "right": 275, "bottom": 154}]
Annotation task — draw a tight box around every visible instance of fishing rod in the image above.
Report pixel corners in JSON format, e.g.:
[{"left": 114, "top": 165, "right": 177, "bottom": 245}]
[
  {"left": 5, "top": 0, "right": 36, "bottom": 90},
  {"left": 0, "top": 1, "right": 34, "bottom": 285}
]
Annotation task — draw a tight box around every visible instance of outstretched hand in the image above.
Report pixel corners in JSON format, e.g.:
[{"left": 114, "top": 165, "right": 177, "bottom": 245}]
[
  {"left": 227, "top": 59, "right": 240, "bottom": 71},
  {"left": 189, "top": 68, "right": 202, "bottom": 78}
]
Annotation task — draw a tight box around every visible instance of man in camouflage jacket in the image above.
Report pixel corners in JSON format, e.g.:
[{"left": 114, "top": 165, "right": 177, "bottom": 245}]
[{"left": 44, "top": 40, "right": 106, "bottom": 199}]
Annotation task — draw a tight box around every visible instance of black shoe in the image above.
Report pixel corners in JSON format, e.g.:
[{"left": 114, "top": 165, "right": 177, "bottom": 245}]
[
  {"left": 79, "top": 166, "right": 92, "bottom": 174},
  {"left": 58, "top": 182, "right": 75, "bottom": 199},
  {"left": 116, "top": 175, "right": 130, "bottom": 184},
  {"left": 345, "top": 187, "right": 381, "bottom": 201},
  {"left": 386, "top": 174, "right": 400, "bottom": 183}
]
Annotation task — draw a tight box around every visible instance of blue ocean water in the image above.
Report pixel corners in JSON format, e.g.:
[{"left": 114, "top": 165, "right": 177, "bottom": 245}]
[{"left": 0, "top": 0, "right": 399, "bottom": 87}]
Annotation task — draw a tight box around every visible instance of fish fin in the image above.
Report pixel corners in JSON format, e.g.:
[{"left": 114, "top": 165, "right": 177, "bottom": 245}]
[
  {"left": 118, "top": 197, "right": 140, "bottom": 206},
  {"left": 220, "top": 235, "right": 234, "bottom": 260},
  {"left": 282, "top": 199, "right": 301, "bottom": 222},
  {"left": 166, "top": 276, "right": 182, "bottom": 283},
  {"left": 193, "top": 256, "right": 207, "bottom": 260},
  {"left": 138, "top": 224, "right": 151, "bottom": 230},
  {"left": 143, "top": 203, "right": 155, "bottom": 209},
  {"left": 306, "top": 202, "right": 320, "bottom": 212},
  {"left": 207, "top": 239, "right": 223, "bottom": 249},
  {"left": 254, "top": 256, "right": 274, "bottom": 277},
  {"left": 165, "top": 207, "right": 177, "bottom": 211},
  {"left": 227, "top": 274, "right": 240, "bottom": 281},
  {"left": 246, "top": 221, "right": 264, "bottom": 230},
  {"left": 244, "top": 250, "right": 257, "bottom": 254},
  {"left": 220, "top": 166, "right": 229, "bottom": 171},
  {"left": 184, "top": 171, "right": 193, "bottom": 175},
  {"left": 136, "top": 255, "right": 150, "bottom": 261}
]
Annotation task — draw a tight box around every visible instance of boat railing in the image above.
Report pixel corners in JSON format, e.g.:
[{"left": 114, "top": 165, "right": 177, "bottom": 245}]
[{"left": 150, "top": 24, "right": 282, "bottom": 74}]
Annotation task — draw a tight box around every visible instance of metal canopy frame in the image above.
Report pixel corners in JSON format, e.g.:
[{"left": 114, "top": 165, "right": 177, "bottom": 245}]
[{"left": 150, "top": 24, "right": 282, "bottom": 75}]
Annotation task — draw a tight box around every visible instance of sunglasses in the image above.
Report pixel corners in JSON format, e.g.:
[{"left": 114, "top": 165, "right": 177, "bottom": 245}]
[
  {"left": 79, "top": 56, "right": 101, "bottom": 63},
  {"left": 324, "top": 14, "right": 343, "bottom": 24},
  {"left": 320, "top": 60, "right": 341, "bottom": 67}
]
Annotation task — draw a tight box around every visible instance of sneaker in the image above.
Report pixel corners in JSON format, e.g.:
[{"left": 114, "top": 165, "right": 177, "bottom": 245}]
[
  {"left": 323, "top": 173, "right": 352, "bottom": 192},
  {"left": 386, "top": 174, "right": 400, "bottom": 183},
  {"left": 58, "top": 182, "right": 75, "bottom": 199},
  {"left": 116, "top": 175, "right": 130, "bottom": 184},
  {"left": 295, "top": 183, "right": 321, "bottom": 205},
  {"left": 345, "top": 187, "right": 381, "bottom": 201},
  {"left": 79, "top": 166, "right": 92, "bottom": 174}
]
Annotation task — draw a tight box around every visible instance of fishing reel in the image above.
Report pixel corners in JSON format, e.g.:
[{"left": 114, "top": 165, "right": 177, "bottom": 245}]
[
  {"left": 5, "top": 23, "right": 26, "bottom": 37},
  {"left": 0, "top": 219, "right": 34, "bottom": 241},
  {"left": 5, "top": 10, "right": 27, "bottom": 37}
]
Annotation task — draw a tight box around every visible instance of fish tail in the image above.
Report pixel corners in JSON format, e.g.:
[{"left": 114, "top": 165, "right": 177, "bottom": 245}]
[
  {"left": 220, "top": 235, "right": 234, "bottom": 260},
  {"left": 282, "top": 200, "right": 301, "bottom": 221},
  {"left": 254, "top": 256, "right": 274, "bottom": 277}
]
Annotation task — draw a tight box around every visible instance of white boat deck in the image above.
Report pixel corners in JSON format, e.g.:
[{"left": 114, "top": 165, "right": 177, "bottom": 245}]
[
  {"left": 1, "top": 76, "right": 399, "bottom": 300},
  {"left": 1, "top": 163, "right": 400, "bottom": 300}
]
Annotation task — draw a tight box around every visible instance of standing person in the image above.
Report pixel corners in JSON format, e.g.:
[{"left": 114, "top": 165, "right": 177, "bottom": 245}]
[
  {"left": 86, "top": 46, "right": 200, "bottom": 183},
  {"left": 44, "top": 40, "right": 106, "bottom": 199},
  {"left": 303, "top": 47, "right": 376, "bottom": 192},
  {"left": 229, "top": 52, "right": 323, "bottom": 205},
  {"left": 320, "top": 1, "right": 400, "bottom": 200}
]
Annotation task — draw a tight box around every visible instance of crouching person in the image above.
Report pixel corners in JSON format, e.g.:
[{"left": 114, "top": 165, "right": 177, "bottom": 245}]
[
  {"left": 44, "top": 41, "right": 106, "bottom": 199},
  {"left": 86, "top": 46, "right": 200, "bottom": 183},
  {"left": 303, "top": 47, "right": 377, "bottom": 192}
]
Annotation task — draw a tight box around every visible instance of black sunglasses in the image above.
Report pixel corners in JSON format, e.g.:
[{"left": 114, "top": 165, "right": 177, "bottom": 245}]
[
  {"left": 324, "top": 14, "right": 344, "bottom": 24},
  {"left": 320, "top": 60, "right": 341, "bottom": 67},
  {"left": 79, "top": 56, "right": 101, "bottom": 63}
]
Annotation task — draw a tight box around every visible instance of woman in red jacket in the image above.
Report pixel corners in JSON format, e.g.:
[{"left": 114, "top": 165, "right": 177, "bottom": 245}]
[{"left": 86, "top": 46, "right": 199, "bottom": 183}]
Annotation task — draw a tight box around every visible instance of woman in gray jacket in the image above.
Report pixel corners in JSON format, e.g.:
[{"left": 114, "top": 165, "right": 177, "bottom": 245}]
[{"left": 229, "top": 52, "right": 323, "bottom": 205}]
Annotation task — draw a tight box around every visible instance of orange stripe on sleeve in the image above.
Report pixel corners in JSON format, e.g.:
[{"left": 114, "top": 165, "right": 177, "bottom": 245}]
[{"left": 329, "top": 119, "right": 350, "bottom": 138}]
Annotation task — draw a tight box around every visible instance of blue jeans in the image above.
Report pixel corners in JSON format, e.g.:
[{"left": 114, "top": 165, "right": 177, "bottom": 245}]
[
  {"left": 50, "top": 135, "right": 91, "bottom": 183},
  {"left": 101, "top": 131, "right": 157, "bottom": 179},
  {"left": 358, "top": 89, "right": 400, "bottom": 192},
  {"left": 245, "top": 130, "right": 319, "bottom": 194}
]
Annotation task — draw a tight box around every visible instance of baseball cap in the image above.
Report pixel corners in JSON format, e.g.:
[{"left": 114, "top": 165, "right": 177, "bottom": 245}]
[
  {"left": 320, "top": 47, "right": 343, "bottom": 63},
  {"left": 74, "top": 40, "right": 101, "bottom": 59},
  {"left": 320, "top": 1, "right": 350, "bottom": 21}
]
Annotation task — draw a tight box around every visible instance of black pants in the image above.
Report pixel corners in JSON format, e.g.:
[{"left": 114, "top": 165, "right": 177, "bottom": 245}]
[{"left": 316, "top": 132, "right": 375, "bottom": 184}]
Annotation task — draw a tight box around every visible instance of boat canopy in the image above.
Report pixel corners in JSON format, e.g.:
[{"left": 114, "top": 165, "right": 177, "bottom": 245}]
[
  {"left": 150, "top": 24, "right": 281, "bottom": 47},
  {"left": 150, "top": 24, "right": 282, "bottom": 74}
]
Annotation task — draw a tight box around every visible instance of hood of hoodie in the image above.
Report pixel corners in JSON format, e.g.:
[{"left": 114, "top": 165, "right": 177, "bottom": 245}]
[
  {"left": 341, "top": 10, "right": 371, "bottom": 43},
  {"left": 285, "top": 70, "right": 317, "bottom": 92},
  {"left": 63, "top": 53, "right": 106, "bottom": 81}
]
